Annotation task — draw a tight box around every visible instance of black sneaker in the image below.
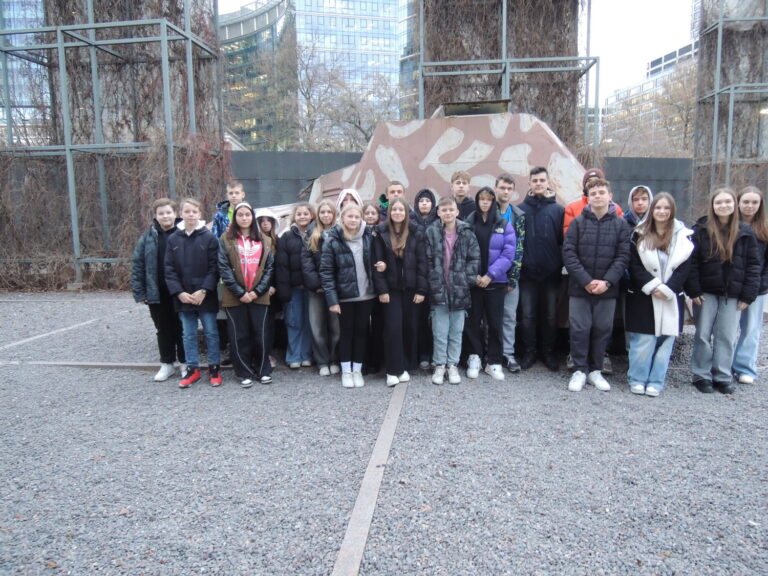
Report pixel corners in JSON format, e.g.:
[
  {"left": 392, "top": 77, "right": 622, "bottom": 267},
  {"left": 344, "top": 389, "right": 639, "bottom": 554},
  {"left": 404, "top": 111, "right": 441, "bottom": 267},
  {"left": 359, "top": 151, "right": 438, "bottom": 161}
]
[
  {"left": 220, "top": 355, "right": 233, "bottom": 368},
  {"left": 694, "top": 379, "right": 715, "bottom": 393},
  {"left": 713, "top": 381, "right": 735, "bottom": 394},
  {"left": 505, "top": 356, "right": 521, "bottom": 373},
  {"left": 519, "top": 353, "right": 537, "bottom": 370},
  {"left": 543, "top": 355, "right": 559, "bottom": 372}
]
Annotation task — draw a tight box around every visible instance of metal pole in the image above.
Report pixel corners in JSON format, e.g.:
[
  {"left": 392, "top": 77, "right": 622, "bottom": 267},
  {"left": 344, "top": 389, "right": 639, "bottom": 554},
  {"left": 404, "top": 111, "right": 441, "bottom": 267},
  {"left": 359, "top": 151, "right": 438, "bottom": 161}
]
[
  {"left": 725, "top": 85, "right": 735, "bottom": 185},
  {"left": 160, "top": 22, "right": 176, "bottom": 197},
  {"left": 57, "top": 29, "right": 83, "bottom": 283},
  {"left": 418, "top": 0, "right": 424, "bottom": 119},
  {"left": 593, "top": 57, "right": 600, "bottom": 152},
  {"left": 501, "top": 0, "right": 508, "bottom": 100},
  {"left": 0, "top": 1, "right": 13, "bottom": 146},
  {"left": 87, "top": 0, "right": 111, "bottom": 251},
  {"left": 584, "top": 0, "right": 592, "bottom": 150},
  {"left": 710, "top": 0, "right": 724, "bottom": 190},
  {"left": 184, "top": 0, "right": 196, "bottom": 135}
]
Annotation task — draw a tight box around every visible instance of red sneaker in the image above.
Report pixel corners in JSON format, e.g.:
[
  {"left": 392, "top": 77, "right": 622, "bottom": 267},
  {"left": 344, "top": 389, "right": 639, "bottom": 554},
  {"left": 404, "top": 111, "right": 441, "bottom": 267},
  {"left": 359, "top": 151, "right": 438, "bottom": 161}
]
[
  {"left": 179, "top": 367, "right": 200, "bottom": 389},
  {"left": 209, "top": 365, "right": 222, "bottom": 387}
]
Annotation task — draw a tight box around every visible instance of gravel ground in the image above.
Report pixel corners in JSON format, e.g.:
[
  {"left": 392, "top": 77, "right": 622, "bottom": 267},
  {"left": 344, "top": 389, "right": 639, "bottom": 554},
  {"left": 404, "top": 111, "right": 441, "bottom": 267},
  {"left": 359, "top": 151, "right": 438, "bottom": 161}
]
[{"left": 1, "top": 292, "right": 767, "bottom": 575}]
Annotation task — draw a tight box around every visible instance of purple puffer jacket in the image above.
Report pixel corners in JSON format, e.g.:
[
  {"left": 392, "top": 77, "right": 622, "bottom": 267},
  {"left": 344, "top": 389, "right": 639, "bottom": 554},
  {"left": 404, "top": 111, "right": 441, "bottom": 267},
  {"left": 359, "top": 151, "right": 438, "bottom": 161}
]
[{"left": 465, "top": 211, "right": 516, "bottom": 284}]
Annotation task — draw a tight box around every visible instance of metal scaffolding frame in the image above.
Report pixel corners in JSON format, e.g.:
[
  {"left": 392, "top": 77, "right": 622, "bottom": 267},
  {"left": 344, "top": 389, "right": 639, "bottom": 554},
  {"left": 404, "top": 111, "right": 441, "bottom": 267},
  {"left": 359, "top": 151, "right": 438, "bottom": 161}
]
[
  {"left": 0, "top": 0, "right": 217, "bottom": 283},
  {"left": 695, "top": 0, "right": 768, "bottom": 189},
  {"left": 416, "top": 0, "right": 600, "bottom": 150}
]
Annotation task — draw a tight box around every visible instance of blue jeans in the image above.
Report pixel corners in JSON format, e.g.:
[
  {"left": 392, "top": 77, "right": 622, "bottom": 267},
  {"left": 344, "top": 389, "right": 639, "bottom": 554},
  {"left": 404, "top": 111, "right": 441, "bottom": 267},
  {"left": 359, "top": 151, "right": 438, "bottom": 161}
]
[
  {"left": 691, "top": 294, "right": 742, "bottom": 383},
  {"left": 627, "top": 332, "right": 676, "bottom": 390},
  {"left": 179, "top": 310, "right": 220, "bottom": 368},
  {"left": 431, "top": 305, "right": 465, "bottom": 366},
  {"left": 284, "top": 287, "right": 312, "bottom": 364},
  {"left": 732, "top": 294, "right": 765, "bottom": 379}
]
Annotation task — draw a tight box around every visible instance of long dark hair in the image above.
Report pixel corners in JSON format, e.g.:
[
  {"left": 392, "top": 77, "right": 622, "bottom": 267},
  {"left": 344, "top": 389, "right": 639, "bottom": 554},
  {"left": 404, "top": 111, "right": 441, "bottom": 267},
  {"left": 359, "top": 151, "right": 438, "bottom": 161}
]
[
  {"left": 226, "top": 203, "right": 261, "bottom": 242},
  {"left": 387, "top": 198, "right": 411, "bottom": 258},
  {"left": 738, "top": 185, "right": 768, "bottom": 243}
]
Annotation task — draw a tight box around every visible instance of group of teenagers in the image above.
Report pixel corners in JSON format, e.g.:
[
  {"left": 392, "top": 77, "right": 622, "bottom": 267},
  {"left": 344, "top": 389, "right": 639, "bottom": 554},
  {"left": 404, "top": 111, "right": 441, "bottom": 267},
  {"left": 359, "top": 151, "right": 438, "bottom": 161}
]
[{"left": 131, "top": 168, "right": 767, "bottom": 396}]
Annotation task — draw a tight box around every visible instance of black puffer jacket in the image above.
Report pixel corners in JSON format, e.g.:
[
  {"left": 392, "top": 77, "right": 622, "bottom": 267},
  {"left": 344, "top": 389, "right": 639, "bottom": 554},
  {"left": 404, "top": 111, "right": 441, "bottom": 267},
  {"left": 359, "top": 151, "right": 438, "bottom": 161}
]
[
  {"left": 457, "top": 197, "right": 476, "bottom": 220},
  {"left": 301, "top": 222, "right": 327, "bottom": 293},
  {"left": 684, "top": 216, "right": 761, "bottom": 303},
  {"left": 320, "top": 224, "right": 378, "bottom": 307},
  {"left": 372, "top": 221, "right": 428, "bottom": 294},
  {"left": 424, "top": 220, "right": 480, "bottom": 311},
  {"left": 519, "top": 192, "right": 565, "bottom": 279},
  {"left": 276, "top": 223, "right": 308, "bottom": 302},
  {"left": 164, "top": 223, "right": 220, "bottom": 313},
  {"left": 563, "top": 204, "right": 631, "bottom": 299}
]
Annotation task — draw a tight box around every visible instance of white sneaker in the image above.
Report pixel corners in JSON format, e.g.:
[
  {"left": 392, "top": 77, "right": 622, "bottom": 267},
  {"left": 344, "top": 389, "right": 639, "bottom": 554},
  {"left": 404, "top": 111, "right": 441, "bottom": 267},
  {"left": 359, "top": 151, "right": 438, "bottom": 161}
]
[
  {"left": 178, "top": 362, "right": 187, "bottom": 375},
  {"left": 386, "top": 374, "right": 399, "bottom": 387},
  {"left": 240, "top": 378, "right": 254, "bottom": 388},
  {"left": 447, "top": 365, "right": 461, "bottom": 385},
  {"left": 154, "top": 363, "right": 176, "bottom": 382},
  {"left": 568, "top": 370, "right": 586, "bottom": 392},
  {"left": 484, "top": 364, "right": 505, "bottom": 381},
  {"left": 300, "top": 360, "right": 313, "bottom": 367},
  {"left": 466, "top": 354, "right": 481, "bottom": 378},
  {"left": 630, "top": 382, "right": 645, "bottom": 395},
  {"left": 329, "top": 364, "right": 340, "bottom": 375},
  {"left": 588, "top": 370, "right": 611, "bottom": 391},
  {"left": 289, "top": 362, "right": 301, "bottom": 369},
  {"left": 319, "top": 365, "right": 331, "bottom": 377},
  {"left": 432, "top": 365, "right": 445, "bottom": 385},
  {"left": 352, "top": 371, "right": 365, "bottom": 387},
  {"left": 341, "top": 372, "right": 354, "bottom": 388},
  {"left": 738, "top": 374, "right": 755, "bottom": 384},
  {"left": 398, "top": 371, "right": 411, "bottom": 382},
  {"left": 645, "top": 385, "right": 661, "bottom": 397}
]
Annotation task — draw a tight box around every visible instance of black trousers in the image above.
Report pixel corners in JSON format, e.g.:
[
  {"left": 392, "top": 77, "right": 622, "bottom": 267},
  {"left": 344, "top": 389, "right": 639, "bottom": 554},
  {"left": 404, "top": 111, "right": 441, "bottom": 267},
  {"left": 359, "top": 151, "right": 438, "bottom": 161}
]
[
  {"left": 225, "top": 303, "right": 272, "bottom": 380},
  {"left": 382, "top": 289, "right": 422, "bottom": 375},
  {"left": 339, "top": 299, "right": 374, "bottom": 365},
  {"left": 519, "top": 274, "right": 561, "bottom": 357},
  {"left": 148, "top": 290, "right": 185, "bottom": 364},
  {"left": 464, "top": 285, "right": 506, "bottom": 365}
]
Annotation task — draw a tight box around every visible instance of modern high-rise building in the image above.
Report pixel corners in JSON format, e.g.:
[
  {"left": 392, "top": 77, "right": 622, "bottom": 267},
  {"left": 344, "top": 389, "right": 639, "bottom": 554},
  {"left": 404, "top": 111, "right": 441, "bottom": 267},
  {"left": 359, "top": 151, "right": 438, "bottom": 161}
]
[{"left": 219, "top": 0, "right": 400, "bottom": 149}]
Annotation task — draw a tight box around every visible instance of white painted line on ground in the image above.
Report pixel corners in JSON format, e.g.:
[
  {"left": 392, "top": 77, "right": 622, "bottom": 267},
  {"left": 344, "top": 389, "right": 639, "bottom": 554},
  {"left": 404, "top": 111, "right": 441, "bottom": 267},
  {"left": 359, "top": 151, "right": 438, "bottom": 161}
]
[
  {"left": 0, "top": 309, "right": 133, "bottom": 352},
  {"left": 332, "top": 381, "right": 408, "bottom": 576}
]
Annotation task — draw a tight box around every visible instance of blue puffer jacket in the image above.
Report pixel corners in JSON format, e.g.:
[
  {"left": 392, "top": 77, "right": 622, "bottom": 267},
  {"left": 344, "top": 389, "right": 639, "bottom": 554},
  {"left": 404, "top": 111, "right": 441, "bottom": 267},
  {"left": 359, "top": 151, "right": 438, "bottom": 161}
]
[
  {"left": 424, "top": 220, "right": 480, "bottom": 311},
  {"left": 131, "top": 219, "right": 180, "bottom": 303},
  {"left": 164, "top": 222, "right": 220, "bottom": 313},
  {"left": 518, "top": 192, "right": 564, "bottom": 279},
  {"left": 464, "top": 211, "right": 516, "bottom": 284},
  {"left": 211, "top": 199, "right": 232, "bottom": 239}
]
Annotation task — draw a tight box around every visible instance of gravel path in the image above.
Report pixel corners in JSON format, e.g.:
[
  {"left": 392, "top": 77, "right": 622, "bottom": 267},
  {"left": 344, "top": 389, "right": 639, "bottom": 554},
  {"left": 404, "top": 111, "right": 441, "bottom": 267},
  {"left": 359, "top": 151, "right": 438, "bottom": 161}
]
[{"left": 1, "top": 292, "right": 766, "bottom": 575}]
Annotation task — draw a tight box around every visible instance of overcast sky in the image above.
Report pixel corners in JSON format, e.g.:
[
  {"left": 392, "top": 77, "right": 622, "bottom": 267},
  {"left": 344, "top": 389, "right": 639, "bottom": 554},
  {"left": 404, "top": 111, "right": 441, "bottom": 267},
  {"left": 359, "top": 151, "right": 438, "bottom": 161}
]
[{"left": 217, "top": 0, "right": 695, "bottom": 102}]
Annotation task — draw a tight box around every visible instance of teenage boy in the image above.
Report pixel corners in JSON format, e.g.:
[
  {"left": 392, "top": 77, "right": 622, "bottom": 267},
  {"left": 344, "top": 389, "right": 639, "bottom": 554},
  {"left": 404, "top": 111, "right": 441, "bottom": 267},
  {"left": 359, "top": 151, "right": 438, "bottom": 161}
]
[
  {"left": 451, "top": 170, "right": 476, "bottom": 219},
  {"left": 413, "top": 188, "right": 438, "bottom": 230},
  {"left": 378, "top": 180, "right": 410, "bottom": 220},
  {"left": 494, "top": 173, "right": 525, "bottom": 372},
  {"left": 564, "top": 169, "right": 624, "bottom": 235},
  {"left": 625, "top": 185, "right": 653, "bottom": 228},
  {"left": 424, "top": 196, "right": 480, "bottom": 385},
  {"left": 518, "top": 166, "right": 564, "bottom": 371},
  {"left": 563, "top": 178, "right": 631, "bottom": 392}
]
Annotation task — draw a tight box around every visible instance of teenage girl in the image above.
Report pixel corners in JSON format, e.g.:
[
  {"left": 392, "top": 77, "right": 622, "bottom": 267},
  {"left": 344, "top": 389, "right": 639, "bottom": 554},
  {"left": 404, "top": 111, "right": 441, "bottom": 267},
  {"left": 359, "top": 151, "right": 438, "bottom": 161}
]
[
  {"left": 625, "top": 193, "right": 694, "bottom": 397},
  {"left": 686, "top": 188, "right": 760, "bottom": 394},
  {"left": 373, "top": 198, "right": 428, "bottom": 386},
  {"left": 131, "top": 198, "right": 186, "bottom": 382},
  {"left": 362, "top": 200, "right": 384, "bottom": 374},
  {"left": 320, "top": 202, "right": 382, "bottom": 388},
  {"left": 302, "top": 199, "right": 341, "bottom": 376},
  {"left": 255, "top": 209, "right": 280, "bottom": 369},
  {"left": 164, "top": 198, "right": 221, "bottom": 388},
  {"left": 276, "top": 202, "right": 315, "bottom": 368},
  {"left": 218, "top": 202, "right": 275, "bottom": 387},
  {"left": 732, "top": 186, "right": 768, "bottom": 384}
]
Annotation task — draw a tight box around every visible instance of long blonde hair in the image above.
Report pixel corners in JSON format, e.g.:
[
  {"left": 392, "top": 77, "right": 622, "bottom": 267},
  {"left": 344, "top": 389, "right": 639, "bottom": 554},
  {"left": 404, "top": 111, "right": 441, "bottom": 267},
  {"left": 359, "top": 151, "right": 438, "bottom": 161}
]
[
  {"left": 738, "top": 185, "right": 768, "bottom": 243},
  {"left": 339, "top": 203, "right": 364, "bottom": 240},
  {"left": 308, "top": 200, "right": 336, "bottom": 252},
  {"left": 706, "top": 187, "right": 740, "bottom": 262}
]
